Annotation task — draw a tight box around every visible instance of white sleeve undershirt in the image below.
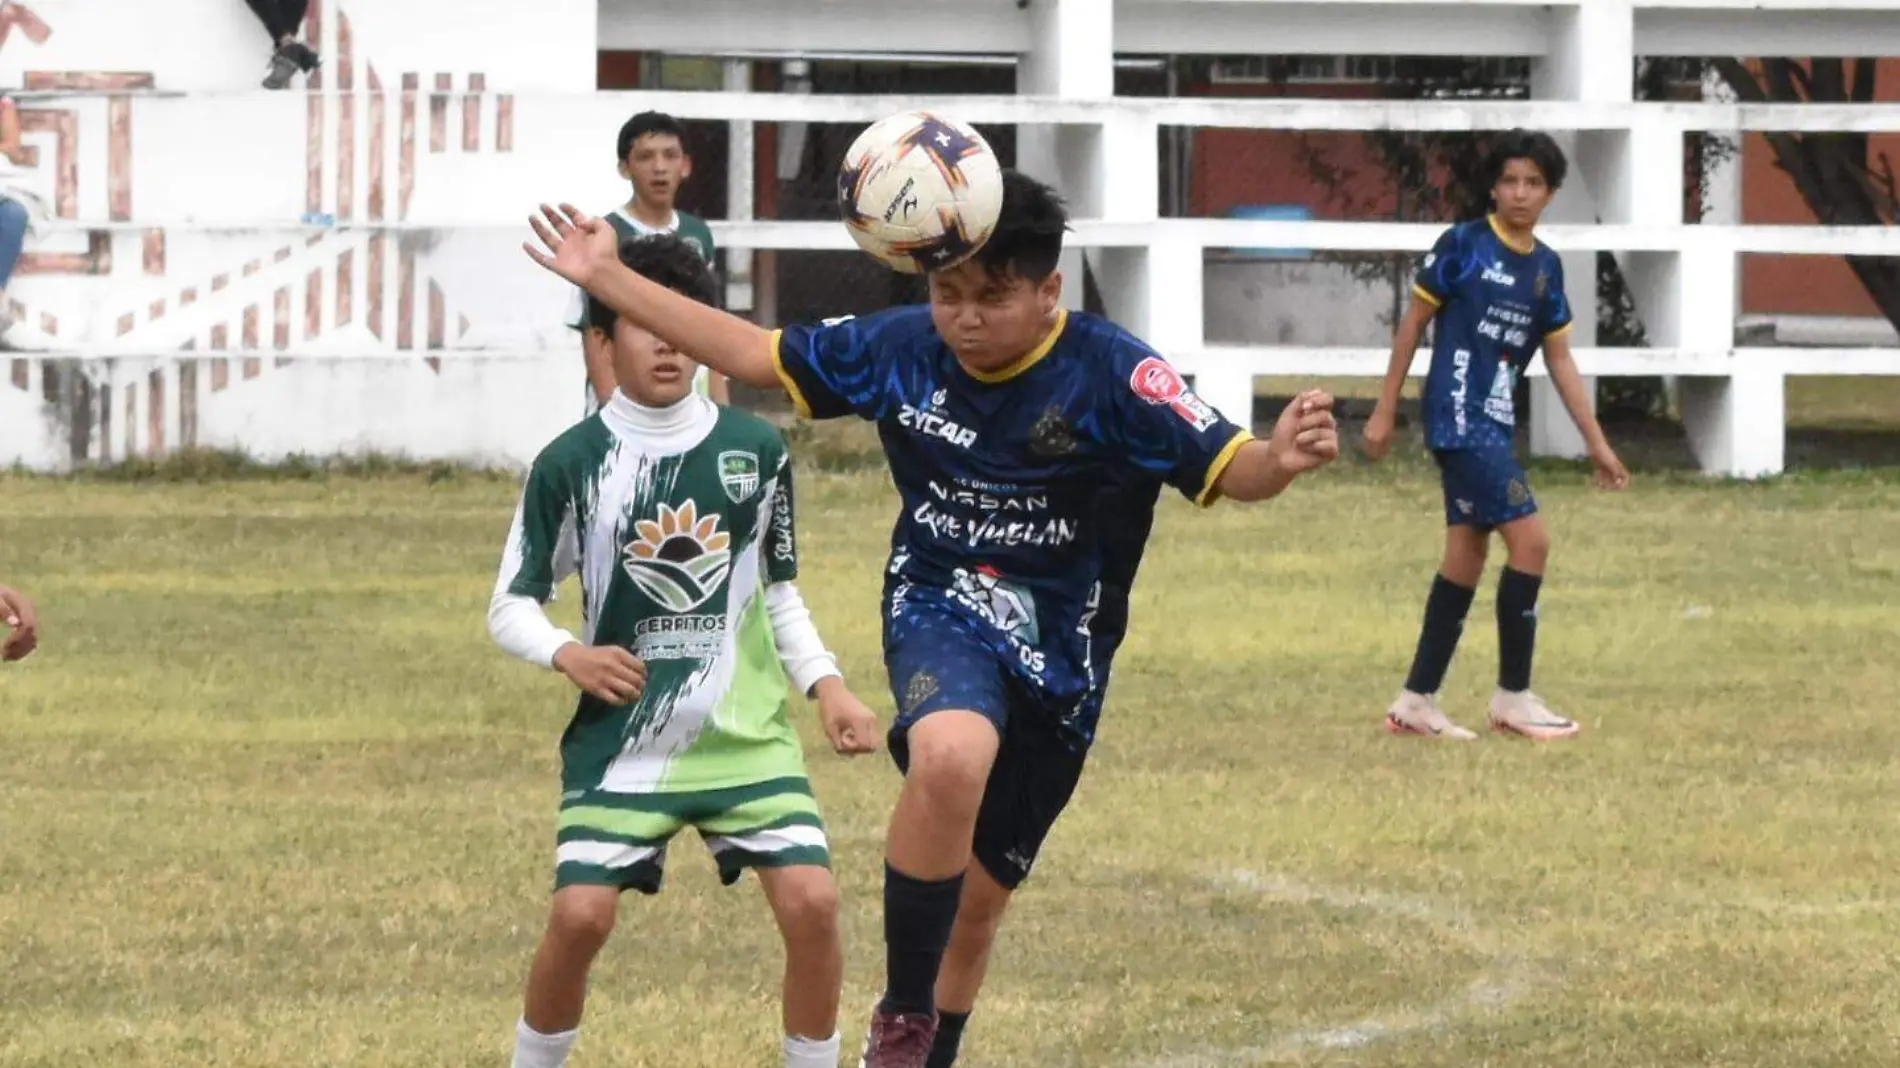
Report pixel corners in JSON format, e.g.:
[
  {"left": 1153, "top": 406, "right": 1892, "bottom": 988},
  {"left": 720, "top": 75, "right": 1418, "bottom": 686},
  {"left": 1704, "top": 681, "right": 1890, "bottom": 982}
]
[
  {"left": 765, "top": 580, "right": 841, "bottom": 697},
  {"left": 487, "top": 504, "right": 580, "bottom": 670},
  {"left": 488, "top": 580, "right": 842, "bottom": 696},
  {"left": 487, "top": 589, "right": 576, "bottom": 670}
]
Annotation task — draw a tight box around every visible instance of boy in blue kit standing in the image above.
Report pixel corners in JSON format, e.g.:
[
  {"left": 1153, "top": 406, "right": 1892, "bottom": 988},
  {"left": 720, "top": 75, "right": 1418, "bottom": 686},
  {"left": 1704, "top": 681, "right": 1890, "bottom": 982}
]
[
  {"left": 1363, "top": 129, "right": 1629, "bottom": 741},
  {"left": 524, "top": 170, "right": 1341, "bottom": 1068}
]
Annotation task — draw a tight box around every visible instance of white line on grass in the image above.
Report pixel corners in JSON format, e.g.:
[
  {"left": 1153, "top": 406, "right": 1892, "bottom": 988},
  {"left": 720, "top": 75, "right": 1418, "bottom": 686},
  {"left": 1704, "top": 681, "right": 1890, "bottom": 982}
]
[{"left": 1128, "top": 869, "right": 1543, "bottom": 1068}]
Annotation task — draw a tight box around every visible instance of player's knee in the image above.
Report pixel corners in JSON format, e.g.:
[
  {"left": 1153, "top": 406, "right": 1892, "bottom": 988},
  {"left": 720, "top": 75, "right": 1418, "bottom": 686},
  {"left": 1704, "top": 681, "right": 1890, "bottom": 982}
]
[
  {"left": 547, "top": 891, "right": 618, "bottom": 949},
  {"left": 905, "top": 747, "right": 991, "bottom": 819},
  {"left": 772, "top": 871, "right": 841, "bottom": 944},
  {"left": 1507, "top": 525, "right": 1551, "bottom": 571}
]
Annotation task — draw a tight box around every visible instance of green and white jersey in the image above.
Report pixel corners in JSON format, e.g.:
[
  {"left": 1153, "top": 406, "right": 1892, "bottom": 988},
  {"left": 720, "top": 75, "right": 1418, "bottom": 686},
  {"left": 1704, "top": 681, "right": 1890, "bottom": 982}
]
[{"left": 498, "top": 394, "right": 805, "bottom": 795}]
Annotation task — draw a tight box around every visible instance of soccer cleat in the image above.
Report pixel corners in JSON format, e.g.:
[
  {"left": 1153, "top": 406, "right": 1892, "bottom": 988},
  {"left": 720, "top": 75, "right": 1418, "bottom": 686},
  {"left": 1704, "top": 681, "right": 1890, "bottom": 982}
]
[
  {"left": 857, "top": 1007, "right": 937, "bottom": 1068},
  {"left": 1488, "top": 690, "right": 1580, "bottom": 740},
  {"left": 262, "top": 51, "right": 299, "bottom": 89},
  {"left": 282, "top": 40, "right": 322, "bottom": 73},
  {"left": 1383, "top": 691, "right": 1477, "bottom": 740}
]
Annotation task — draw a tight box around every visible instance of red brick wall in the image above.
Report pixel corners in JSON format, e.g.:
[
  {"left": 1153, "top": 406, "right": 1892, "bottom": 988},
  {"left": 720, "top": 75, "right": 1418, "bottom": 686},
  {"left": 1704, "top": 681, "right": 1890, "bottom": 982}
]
[{"left": 1739, "top": 60, "right": 1900, "bottom": 317}]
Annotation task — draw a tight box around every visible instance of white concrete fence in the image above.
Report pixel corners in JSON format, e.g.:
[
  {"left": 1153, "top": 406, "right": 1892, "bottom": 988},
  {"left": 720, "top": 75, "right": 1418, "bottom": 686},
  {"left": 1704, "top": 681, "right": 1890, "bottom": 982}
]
[{"left": 2, "top": 0, "right": 1898, "bottom": 475}]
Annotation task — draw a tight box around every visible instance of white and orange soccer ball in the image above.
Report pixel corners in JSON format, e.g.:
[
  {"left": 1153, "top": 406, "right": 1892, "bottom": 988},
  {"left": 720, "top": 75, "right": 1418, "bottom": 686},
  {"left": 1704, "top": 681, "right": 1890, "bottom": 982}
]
[{"left": 836, "top": 110, "right": 1005, "bottom": 275}]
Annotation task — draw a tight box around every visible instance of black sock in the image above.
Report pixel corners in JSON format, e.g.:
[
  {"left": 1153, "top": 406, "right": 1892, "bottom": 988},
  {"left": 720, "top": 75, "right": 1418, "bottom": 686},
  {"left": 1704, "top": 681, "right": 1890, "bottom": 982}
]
[
  {"left": 925, "top": 1010, "right": 971, "bottom": 1068},
  {"left": 881, "top": 863, "right": 964, "bottom": 1016},
  {"left": 1497, "top": 567, "right": 1542, "bottom": 692},
  {"left": 1403, "top": 573, "right": 1477, "bottom": 695}
]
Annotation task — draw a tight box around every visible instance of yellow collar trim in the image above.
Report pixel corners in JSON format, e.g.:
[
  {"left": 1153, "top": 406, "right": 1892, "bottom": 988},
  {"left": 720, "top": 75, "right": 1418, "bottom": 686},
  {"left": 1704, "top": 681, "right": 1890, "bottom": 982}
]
[
  {"left": 962, "top": 309, "right": 1068, "bottom": 385},
  {"left": 1487, "top": 215, "right": 1536, "bottom": 256}
]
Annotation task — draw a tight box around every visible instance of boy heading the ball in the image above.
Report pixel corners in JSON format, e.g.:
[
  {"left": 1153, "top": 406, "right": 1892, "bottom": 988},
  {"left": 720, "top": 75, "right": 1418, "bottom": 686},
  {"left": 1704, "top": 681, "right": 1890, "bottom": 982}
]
[
  {"left": 1362, "top": 129, "right": 1629, "bottom": 741},
  {"left": 525, "top": 171, "right": 1341, "bottom": 1068},
  {"left": 492, "top": 234, "right": 879, "bottom": 1068}
]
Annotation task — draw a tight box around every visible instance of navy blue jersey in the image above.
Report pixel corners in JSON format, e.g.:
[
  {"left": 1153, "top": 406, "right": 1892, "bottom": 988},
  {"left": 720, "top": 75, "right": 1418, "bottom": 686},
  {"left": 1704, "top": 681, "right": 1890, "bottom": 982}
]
[
  {"left": 771, "top": 306, "right": 1252, "bottom": 740},
  {"left": 1412, "top": 217, "right": 1573, "bottom": 450}
]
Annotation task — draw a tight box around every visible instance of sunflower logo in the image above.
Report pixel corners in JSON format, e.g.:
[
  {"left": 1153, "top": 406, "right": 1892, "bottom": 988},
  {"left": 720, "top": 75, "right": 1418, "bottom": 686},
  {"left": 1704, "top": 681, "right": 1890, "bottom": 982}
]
[{"left": 621, "top": 500, "right": 733, "bottom": 612}]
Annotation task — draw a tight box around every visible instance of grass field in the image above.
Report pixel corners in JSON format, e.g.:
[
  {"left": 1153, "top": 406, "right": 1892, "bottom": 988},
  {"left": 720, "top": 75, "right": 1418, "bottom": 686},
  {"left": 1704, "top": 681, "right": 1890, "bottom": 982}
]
[{"left": 3, "top": 438, "right": 1899, "bottom": 1067}]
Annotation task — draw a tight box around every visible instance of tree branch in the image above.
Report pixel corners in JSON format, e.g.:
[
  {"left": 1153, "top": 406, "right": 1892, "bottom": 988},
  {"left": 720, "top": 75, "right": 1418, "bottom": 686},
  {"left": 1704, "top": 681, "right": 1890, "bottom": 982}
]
[
  {"left": 1710, "top": 56, "right": 1769, "bottom": 103},
  {"left": 1851, "top": 56, "right": 1878, "bottom": 104}
]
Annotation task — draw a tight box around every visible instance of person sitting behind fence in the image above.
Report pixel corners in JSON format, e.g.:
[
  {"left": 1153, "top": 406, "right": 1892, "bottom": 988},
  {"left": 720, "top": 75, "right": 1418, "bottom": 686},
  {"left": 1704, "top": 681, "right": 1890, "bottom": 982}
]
[{"left": 242, "top": 0, "right": 322, "bottom": 90}]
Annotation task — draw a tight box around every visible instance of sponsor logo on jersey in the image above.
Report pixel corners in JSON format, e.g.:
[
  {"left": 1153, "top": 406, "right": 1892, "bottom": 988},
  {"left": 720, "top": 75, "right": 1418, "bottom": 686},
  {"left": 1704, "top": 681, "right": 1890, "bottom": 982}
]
[
  {"left": 898, "top": 403, "right": 978, "bottom": 448},
  {"left": 632, "top": 613, "right": 727, "bottom": 661},
  {"left": 1450, "top": 348, "right": 1471, "bottom": 438},
  {"left": 718, "top": 451, "right": 760, "bottom": 503},
  {"left": 770, "top": 487, "right": 797, "bottom": 566},
  {"left": 1129, "top": 356, "right": 1218, "bottom": 432},
  {"left": 621, "top": 499, "right": 732, "bottom": 612},
  {"left": 951, "top": 565, "right": 1040, "bottom": 646},
  {"left": 1481, "top": 260, "right": 1518, "bottom": 288},
  {"left": 1484, "top": 359, "right": 1517, "bottom": 425}
]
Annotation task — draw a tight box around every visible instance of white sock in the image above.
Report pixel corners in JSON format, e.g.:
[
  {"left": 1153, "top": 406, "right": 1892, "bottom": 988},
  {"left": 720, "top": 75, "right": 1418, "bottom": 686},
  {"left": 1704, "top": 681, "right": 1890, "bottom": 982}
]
[
  {"left": 783, "top": 1030, "right": 841, "bottom": 1068},
  {"left": 512, "top": 1018, "right": 579, "bottom": 1068}
]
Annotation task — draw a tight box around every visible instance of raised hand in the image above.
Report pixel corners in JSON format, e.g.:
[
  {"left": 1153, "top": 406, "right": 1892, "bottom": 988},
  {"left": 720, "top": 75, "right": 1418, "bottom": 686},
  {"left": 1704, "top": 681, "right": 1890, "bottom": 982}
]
[{"left": 523, "top": 203, "right": 621, "bottom": 289}]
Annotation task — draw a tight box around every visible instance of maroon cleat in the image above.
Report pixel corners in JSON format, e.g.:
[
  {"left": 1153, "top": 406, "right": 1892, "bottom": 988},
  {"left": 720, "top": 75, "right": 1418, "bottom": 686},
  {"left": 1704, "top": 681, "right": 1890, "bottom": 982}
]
[{"left": 858, "top": 1007, "right": 938, "bottom": 1068}]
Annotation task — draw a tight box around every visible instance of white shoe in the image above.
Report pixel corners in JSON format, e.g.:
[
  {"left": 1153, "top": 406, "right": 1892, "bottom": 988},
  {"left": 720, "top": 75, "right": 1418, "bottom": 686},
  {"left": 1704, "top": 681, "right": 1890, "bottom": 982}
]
[
  {"left": 1487, "top": 689, "right": 1580, "bottom": 740},
  {"left": 1383, "top": 691, "right": 1477, "bottom": 740}
]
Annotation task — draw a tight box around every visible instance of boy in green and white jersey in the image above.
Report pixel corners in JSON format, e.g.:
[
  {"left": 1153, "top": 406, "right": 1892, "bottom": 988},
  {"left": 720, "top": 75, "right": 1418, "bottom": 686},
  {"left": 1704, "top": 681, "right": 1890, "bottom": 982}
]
[
  {"left": 564, "top": 111, "right": 727, "bottom": 412},
  {"left": 491, "top": 233, "right": 879, "bottom": 1068}
]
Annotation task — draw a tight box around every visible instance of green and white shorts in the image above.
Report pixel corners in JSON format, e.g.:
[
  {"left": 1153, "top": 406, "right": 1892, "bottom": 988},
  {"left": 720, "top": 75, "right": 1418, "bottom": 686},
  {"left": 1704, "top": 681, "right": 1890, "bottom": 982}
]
[{"left": 553, "top": 776, "right": 831, "bottom": 894}]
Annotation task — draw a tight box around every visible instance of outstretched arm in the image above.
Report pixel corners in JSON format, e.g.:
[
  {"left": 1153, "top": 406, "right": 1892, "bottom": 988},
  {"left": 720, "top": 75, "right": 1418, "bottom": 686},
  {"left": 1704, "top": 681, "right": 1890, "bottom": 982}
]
[
  {"left": 526, "top": 204, "right": 779, "bottom": 390},
  {"left": 1214, "top": 390, "right": 1340, "bottom": 503}
]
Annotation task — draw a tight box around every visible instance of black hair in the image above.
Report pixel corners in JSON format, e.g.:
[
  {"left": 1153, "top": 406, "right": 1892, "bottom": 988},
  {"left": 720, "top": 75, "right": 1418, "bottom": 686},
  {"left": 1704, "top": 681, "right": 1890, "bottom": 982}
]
[
  {"left": 1486, "top": 129, "right": 1568, "bottom": 192},
  {"left": 616, "top": 111, "right": 689, "bottom": 163},
  {"left": 968, "top": 169, "right": 1070, "bottom": 283},
  {"left": 587, "top": 233, "right": 718, "bottom": 332}
]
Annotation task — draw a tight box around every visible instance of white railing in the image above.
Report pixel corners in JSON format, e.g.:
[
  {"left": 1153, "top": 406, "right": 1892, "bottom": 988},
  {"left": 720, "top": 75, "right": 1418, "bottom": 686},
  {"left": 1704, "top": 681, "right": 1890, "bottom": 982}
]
[{"left": 6, "top": 0, "right": 1899, "bottom": 475}]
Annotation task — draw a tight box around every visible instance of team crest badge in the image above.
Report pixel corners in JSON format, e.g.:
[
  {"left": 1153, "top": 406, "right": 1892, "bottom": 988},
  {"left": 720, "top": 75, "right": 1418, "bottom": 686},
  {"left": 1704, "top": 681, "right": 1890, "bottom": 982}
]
[
  {"left": 622, "top": 500, "right": 733, "bottom": 612},
  {"left": 718, "top": 451, "right": 760, "bottom": 503},
  {"left": 1533, "top": 269, "right": 1548, "bottom": 299},
  {"left": 1508, "top": 478, "right": 1532, "bottom": 507},
  {"left": 1028, "top": 406, "right": 1078, "bottom": 457}
]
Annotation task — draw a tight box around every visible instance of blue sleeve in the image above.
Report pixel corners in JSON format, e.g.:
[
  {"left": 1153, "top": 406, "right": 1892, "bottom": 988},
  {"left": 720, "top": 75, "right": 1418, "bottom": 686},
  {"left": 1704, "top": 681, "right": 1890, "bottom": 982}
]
[
  {"left": 1540, "top": 253, "right": 1574, "bottom": 339},
  {"left": 1412, "top": 226, "right": 1472, "bottom": 309},
  {"left": 770, "top": 310, "right": 907, "bottom": 421},
  {"left": 1098, "top": 341, "right": 1254, "bottom": 507}
]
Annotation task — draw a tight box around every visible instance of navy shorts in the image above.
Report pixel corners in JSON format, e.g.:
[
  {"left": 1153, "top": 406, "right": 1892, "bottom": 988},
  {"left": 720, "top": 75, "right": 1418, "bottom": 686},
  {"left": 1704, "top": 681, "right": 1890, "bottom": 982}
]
[
  {"left": 1433, "top": 447, "right": 1538, "bottom": 530},
  {"left": 884, "top": 609, "right": 1090, "bottom": 891}
]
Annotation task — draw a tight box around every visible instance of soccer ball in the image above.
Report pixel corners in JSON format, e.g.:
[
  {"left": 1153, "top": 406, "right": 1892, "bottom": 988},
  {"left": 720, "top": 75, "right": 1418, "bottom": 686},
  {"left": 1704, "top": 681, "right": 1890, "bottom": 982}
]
[{"left": 836, "top": 111, "right": 1005, "bottom": 275}]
